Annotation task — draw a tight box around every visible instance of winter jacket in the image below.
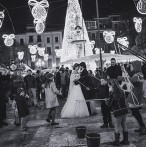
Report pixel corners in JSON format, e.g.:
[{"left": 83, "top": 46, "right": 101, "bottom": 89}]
[{"left": 106, "top": 91, "right": 128, "bottom": 117}]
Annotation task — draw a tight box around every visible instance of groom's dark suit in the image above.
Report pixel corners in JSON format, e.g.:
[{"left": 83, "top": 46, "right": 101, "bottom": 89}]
[{"left": 76, "top": 69, "right": 92, "bottom": 115}]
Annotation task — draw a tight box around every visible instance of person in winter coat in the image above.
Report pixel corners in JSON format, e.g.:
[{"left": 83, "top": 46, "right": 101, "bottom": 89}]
[
  {"left": 106, "top": 79, "right": 129, "bottom": 146},
  {"left": 12, "top": 88, "right": 29, "bottom": 132},
  {"left": 118, "top": 60, "right": 146, "bottom": 135},
  {"left": 99, "top": 79, "right": 114, "bottom": 128},
  {"left": 44, "top": 73, "right": 62, "bottom": 126}
]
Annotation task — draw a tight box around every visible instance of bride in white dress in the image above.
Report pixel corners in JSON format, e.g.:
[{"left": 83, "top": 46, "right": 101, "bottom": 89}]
[{"left": 61, "top": 63, "right": 89, "bottom": 118}]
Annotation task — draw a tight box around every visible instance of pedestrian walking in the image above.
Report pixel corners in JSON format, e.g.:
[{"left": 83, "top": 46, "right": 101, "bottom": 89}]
[{"left": 44, "top": 73, "right": 62, "bottom": 125}]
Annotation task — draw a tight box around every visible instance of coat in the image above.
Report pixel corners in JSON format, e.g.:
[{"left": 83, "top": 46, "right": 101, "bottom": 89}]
[
  {"left": 45, "top": 81, "right": 60, "bottom": 108},
  {"left": 77, "top": 69, "right": 93, "bottom": 100},
  {"left": 118, "top": 72, "right": 143, "bottom": 108},
  {"left": 15, "top": 94, "right": 29, "bottom": 118},
  {"left": 106, "top": 91, "right": 128, "bottom": 117}
]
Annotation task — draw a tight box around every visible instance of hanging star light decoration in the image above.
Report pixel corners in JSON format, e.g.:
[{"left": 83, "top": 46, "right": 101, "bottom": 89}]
[
  {"left": 2, "top": 34, "right": 15, "bottom": 46},
  {"left": 133, "top": 17, "right": 142, "bottom": 33},
  {"left": 0, "top": 11, "right": 4, "bottom": 28},
  {"left": 44, "top": 54, "right": 49, "bottom": 61},
  {"left": 103, "top": 31, "right": 115, "bottom": 44},
  {"left": 117, "top": 37, "right": 129, "bottom": 50},
  {"left": 34, "top": 19, "right": 45, "bottom": 34},
  {"left": 28, "top": 45, "right": 38, "bottom": 54},
  {"left": 90, "top": 40, "right": 95, "bottom": 50},
  {"left": 17, "top": 51, "right": 24, "bottom": 60},
  {"left": 37, "top": 47, "right": 45, "bottom": 56},
  {"left": 31, "top": 55, "right": 36, "bottom": 62},
  {"left": 137, "top": 0, "right": 146, "bottom": 14}
]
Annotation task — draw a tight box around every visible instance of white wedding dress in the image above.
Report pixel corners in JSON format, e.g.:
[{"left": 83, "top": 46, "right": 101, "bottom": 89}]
[{"left": 61, "top": 71, "right": 89, "bottom": 118}]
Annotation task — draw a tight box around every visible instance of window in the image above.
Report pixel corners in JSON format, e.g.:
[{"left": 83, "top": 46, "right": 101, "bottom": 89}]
[
  {"left": 55, "top": 46, "right": 59, "bottom": 49},
  {"left": 47, "top": 37, "right": 50, "bottom": 43},
  {"left": 47, "top": 47, "right": 52, "bottom": 55},
  {"left": 20, "top": 38, "right": 24, "bottom": 45},
  {"left": 114, "top": 24, "right": 118, "bottom": 29},
  {"left": 92, "top": 33, "right": 96, "bottom": 39},
  {"left": 29, "top": 36, "right": 33, "bottom": 43},
  {"left": 37, "top": 35, "right": 42, "bottom": 42},
  {"left": 48, "top": 59, "right": 52, "bottom": 67},
  {"left": 55, "top": 37, "right": 59, "bottom": 43}
]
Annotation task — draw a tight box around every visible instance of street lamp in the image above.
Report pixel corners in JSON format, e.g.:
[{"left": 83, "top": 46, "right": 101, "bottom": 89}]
[
  {"left": 96, "top": 0, "right": 103, "bottom": 76},
  {"left": 36, "top": 59, "right": 45, "bottom": 68}
]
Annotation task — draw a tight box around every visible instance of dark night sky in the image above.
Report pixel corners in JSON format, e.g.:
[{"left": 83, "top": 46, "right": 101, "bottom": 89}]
[{"left": 0, "top": 0, "right": 142, "bottom": 33}]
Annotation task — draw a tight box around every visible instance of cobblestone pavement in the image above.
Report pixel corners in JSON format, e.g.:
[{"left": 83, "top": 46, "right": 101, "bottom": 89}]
[{"left": 0, "top": 99, "right": 146, "bottom": 147}]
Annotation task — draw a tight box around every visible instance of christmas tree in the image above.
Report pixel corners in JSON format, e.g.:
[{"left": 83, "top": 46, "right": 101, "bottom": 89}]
[{"left": 61, "top": 0, "right": 93, "bottom": 62}]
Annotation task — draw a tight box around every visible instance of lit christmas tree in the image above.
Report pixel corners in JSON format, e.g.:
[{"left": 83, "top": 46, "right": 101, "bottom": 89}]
[{"left": 61, "top": 0, "right": 93, "bottom": 62}]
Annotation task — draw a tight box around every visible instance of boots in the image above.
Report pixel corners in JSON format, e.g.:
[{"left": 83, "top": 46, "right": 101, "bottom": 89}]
[
  {"left": 120, "top": 131, "right": 129, "bottom": 145},
  {"left": 110, "top": 133, "right": 120, "bottom": 146}
]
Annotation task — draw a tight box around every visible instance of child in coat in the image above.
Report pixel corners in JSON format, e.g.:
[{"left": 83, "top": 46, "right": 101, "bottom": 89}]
[
  {"left": 106, "top": 79, "right": 129, "bottom": 146},
  {"left": 44, "top": 73, "right": 62, "bottom": 126},
  {"left": 12, "top": 88, "right": 29, "bottom": 132}
]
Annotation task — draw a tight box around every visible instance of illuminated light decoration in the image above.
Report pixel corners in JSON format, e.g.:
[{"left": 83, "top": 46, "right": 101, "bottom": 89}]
[
  {"left": 110, "top": 50, "right": 115, "bottom": 54},
  {"left": 44, "top": 54, "right": 48, "bottom": 61},
  {"left": 31, "top": 55, "right": 36, "bottom": 62},
  {"left": 137, "top": 0, "right": 146, "bottom": 14},
  {"left": 0, "top": 11, "right": 4, "bottom": 28},
  {"left": 103, "top": 31, "right": 115, "bottom": 44},
  {"left": 90, "top": 40, "right": 95, "bottom": 49},
  {"left": 55, "top": 49, "right": 62, "bottom": 57},
  {"left": 117, "top": 37, "right": 129, "bottom": 51},
  {"left": 28, "top": 45, "right": 38, "bottom": 54},
  {"left": 133, "top": 17, "right": 142, "bottom": 33},
  {"left": 28, "top": 0, "right": 49, "bottom": 21},
  {"left": 37, "top": 47, "right": 45, "bottom": 56},
  {"left": 34, "top": 19, "right": 45, "bottom": 34},
  {"left": 61, "top": 0, "right": 93, "bottom": 62},
  {"left": 17, "top": 51, "right": 24, "bottom": 60},
  {"left": 94, "top": 48, "right": 104, "bottom": 54},
  {"left": 2, "top": 34, "right": 15, "bottom": 46}
]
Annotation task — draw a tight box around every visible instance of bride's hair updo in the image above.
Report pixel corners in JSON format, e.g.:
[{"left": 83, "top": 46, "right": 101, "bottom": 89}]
[{"left": 73, "top": 63, "right": 79, "bottom": 70}]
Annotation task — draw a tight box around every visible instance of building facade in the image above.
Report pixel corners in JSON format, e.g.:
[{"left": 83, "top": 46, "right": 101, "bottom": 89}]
[
  {"left": 85, "top": 14, "right": 129, "bottom": 53},
  {"left": 14, "top": 26, "right": 62, "bottom": 69}
]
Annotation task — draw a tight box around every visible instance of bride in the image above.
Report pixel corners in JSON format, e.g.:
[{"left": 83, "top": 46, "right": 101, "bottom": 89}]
[{"left": 61, "top": 63, "right": 89, "bottom": 118}]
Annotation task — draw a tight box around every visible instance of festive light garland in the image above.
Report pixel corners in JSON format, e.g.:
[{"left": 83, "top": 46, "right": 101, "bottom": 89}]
[
  {"left": 2, "top": 34, "right": 15, "bottom": 46},
  {"left": 28, "top": 45, "right": 38, "bottom": 54},
  {"left": 94, "top": 48, "right": 104, "bottom": 54},
  {"left": 136, "top": 0, "right": 146, "bottom": 14},
  {"left": 34, "top": 19, "right": 45, "bottom": 34},
  {"left": 31, "top": 55, "right": 36, "bottom": 62},
  {"left": 37, "top": 47, "right": 45, "bottom": 56},
  {"left": 44, "top": 53, "right": 49, "bottom": 61},
  {"left": 0, "top": 11, "right": 4, "bottom": 28},
  {"left": 28, "top": 0, "right": 49, "bottom": 21},
  {"left": 17, "top": 51, "right": 24, "bottom": 60},
  {"left": 103, "top": 31, "right": 115, "bottom": 44},
  {"left": 117, "top": 37, "right": 129, "bottom": 50},
  {"left": 110, "top": 50, "right": 115, "bottom": 54},
  {"left": 133, "top": 17, "right": 142, "bottom": 33}
]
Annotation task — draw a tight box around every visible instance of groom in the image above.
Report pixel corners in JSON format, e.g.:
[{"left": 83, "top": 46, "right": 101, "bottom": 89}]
[{"left": 75, "top": 62, "right": 92, "bottom": 115}]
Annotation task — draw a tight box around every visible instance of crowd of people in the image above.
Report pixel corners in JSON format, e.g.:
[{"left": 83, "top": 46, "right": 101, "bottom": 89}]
[{"left": 0, "top": 58, "right": 146, "bottom": 146}]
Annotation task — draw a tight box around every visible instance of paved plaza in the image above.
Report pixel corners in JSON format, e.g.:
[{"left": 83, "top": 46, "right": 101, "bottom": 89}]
[{"left": 0, "top": 99, "right": 146, "bottom": 147}]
